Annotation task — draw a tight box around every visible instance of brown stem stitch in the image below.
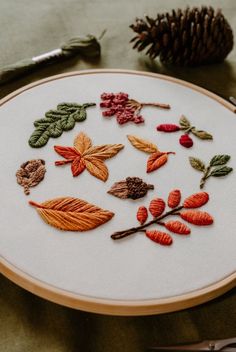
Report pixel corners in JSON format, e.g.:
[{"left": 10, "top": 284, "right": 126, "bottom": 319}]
[{"left": 16, "top": 159, "right": 46, "bottom": 195}]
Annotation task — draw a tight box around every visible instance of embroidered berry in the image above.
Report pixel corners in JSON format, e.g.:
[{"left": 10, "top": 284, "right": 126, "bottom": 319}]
[
  {"left": 183, "top": 192, "right": 209, "bottom": 208},
  {"left": 165, "top": 221, "right": 191, "bottom": 235},
  {"left": 180, "top": 210, "right": 214, "bottom": 225},
  {"left": 168, "top": 189, "right": 181, "bottom": 208},
  {"left": 146, "top": 230, "right": 173, "bottom": 245},
  {"left": 149, "top": 198, "right": 165, "bottom": 217},
  {"left": 179, "top": 134, "right": 193, "bottom": 148},
  {"left": 156, "top": 124, "right": 180, "bottom": 132},
  {"left": 137, "top": 206, "right": 148, "bottom": 224}
]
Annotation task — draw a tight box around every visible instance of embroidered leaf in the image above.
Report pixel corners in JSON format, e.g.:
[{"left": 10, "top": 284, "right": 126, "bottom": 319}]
[
  {"left": 28, "top": 102, "right": 95, "bottom": 148},
  {"left": 165, "top": 221, "right": 191, "bottom": 235},
  {"left": 16, "top": 159, "right": 46, "bottom": 195},
  {"left": 156, "top": 124, "right": 180, "bottom": 132},
  {"left": 149, "top": 198, "right": 166, "bottom": 217},
  {"left": 127, "top": 135, "right": 158, "bottom": 153},
  {"left": 210, "top": 166, "right": 233, "bottom": 177},
  {"left": 189, "top": 157, "right": 206, "bottom": 172},
  {"left": 146, "top": 230, "right": 173, "bottom": 245},
  {"left": 180, "top": 210, "right": 213, "bottom": 225},
  {"left": 108, "top": 177, "right": 154, "bottom": 200},
  {"left": 74, "top": 132, "right": 92, "bottom": 154},
  {"left": 168, "top": 189, "right": 181, "bottom": 208},
  {"left": 210, "top": 154, "right": 231, "bottom": 167},
  {"left": 29, "top": 197, "right": 114, "bottom": 231},
  {"left": 179, "top": 115, "right": 191, "bottom": 129},
  {"left": 191, "top": 128, "right": 213, "bottom": 140},
  {"left": 71, "top": 157, "right": 86, "bottom": 177},
  {"left": 137, "top": 206, "right": 148, "bottom": 224},
  {"left": 183, "top": 192, "right": 209, "bottom": 208},
  {"left": 54, "top": 146, "right": 80, "bottom": 160},
  {"left": 147, "top": 152, "right": 168, "bottom": 173},
  {"left": 83, "top": 144, "right": 124, "bottom": 160},
  {"left": 84, "top": 157, "right": 109, "bottom": 181}
]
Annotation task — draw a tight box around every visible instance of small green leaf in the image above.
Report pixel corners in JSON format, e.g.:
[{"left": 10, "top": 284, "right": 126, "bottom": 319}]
[
  {"left": 189, "top": 157, "right": 206, "bottom": 172},
  {"left": 60, "top": 115, "right": 76, "bottom": 131},
  {"left": 29, "top": 121, "right": 63, "bottom": 148},
  {"left": 210, "top": 154, "right": 231, "bottom": 167},
  {"left": 191, "top": 128, "right": 213, "bottom": 140},
  {"left": 210, "top": 166, "right": 233, "bottom": 177},
  {"left": 73, "top": 108, "right": 87, "bottom": 122},
  {"left": 179, "top": 115, "right": 191, "bottom": 129}
]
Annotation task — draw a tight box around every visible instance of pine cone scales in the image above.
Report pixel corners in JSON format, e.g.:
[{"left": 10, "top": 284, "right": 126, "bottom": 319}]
[{"left": 130, "top": 6, "right": 233, "bottom": 65}]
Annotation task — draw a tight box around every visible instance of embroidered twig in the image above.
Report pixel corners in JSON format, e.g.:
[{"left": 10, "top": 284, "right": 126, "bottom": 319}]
[
  {"left": 127, "top": 134, "right": 175, "bottom": 173},
  {"left": 156, "top": 115, "right": 213, "bottom": 148},
  {"left": 108, "top": 177, "right": 154, "bottom": 200},
  {"left": 54, "top": 132, "right": 124, "bottom": 181},
  {"left": 111, "top": 190, "right": 213, "bottom": 245},
  {"left": 100, "top": 92, "right": 170, "bottom": 125},
  {"left": 189, "top": 154, "right": 233, "bottom": 188},
  {"left": 16, "top": 159, "right": 46, "bottom": 195},
  {"left": 28, "top": 102, "right": 96, "bottom": 148}
]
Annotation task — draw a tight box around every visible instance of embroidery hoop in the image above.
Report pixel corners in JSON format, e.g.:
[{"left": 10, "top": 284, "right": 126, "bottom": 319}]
[{"left": 0, "top": 69, "right": 235, "bottom": 316}]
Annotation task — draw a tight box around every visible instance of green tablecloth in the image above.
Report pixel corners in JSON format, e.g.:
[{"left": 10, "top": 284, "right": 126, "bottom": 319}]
[{"left": 0, "top": 0, "right": 235, "bottom": 350}]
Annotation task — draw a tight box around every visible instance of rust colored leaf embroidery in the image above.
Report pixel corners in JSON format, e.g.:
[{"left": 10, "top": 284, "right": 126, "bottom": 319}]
[
  {"left": 16, "top": 159, "right": 46, "bottom": 195},
  {"left": 127, "top": 134, "right": 175, "bottom": 173},
  {"left": 168, "top": 189, "right": 181, "bottom": 208},
  {"left": 111, "top": 191, "right": 213, "bottom": 247},
  {"left": 54, "top": 132, "right": 124, "bottom": 181},
  {"left": 100, "top": 92, "right": 170, "bottom": 125},
  {"left": 29, "top": 197, "right": 114, "bottom": 231}
]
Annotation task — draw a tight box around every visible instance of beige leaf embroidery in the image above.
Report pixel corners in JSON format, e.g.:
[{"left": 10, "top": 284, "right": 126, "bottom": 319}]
[
  {"left": 83, "top": 144, "right": 124, "bottom": 160},
  {"left": 84, "top": 156, "right": 109, "bottom": 181},
  {"left": 127, "top": 135, "right": 158, "bottom": 153},
  {"left": 74, "top": 132, "right": 92, "bottom": 154},
  {"left": 29, "top": 197, "right": 114, "bottom": 231}
]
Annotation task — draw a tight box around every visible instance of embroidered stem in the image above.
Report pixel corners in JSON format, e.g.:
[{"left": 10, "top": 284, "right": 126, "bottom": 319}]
[
  {"left": 111, "top": 206, "right": 183, "bottom": 240},
  {"left": 200, "top": 165, "right": 211, "bottom": 189},
  {"left": 141, "top": 102, "right": 170, "bottom": 109}
]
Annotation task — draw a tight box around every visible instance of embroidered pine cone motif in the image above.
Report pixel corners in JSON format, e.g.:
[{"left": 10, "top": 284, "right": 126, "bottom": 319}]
[
  {"left": 108, "top": 177, "right": 154, "bottom": 200},
  {"left": 130, "top": 6, "right": 233, "bottom": 66}
]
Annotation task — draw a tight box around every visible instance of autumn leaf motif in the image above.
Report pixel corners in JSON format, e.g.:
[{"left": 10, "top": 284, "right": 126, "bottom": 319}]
[
  {"left": 127, "top": 135, "right": 175, "bottom": 173},
  {"left": 54, "top": 132, "right": 124, "bottom": 181},
  {"left": 29, "top": 197, "right": 114, "bottom": 231}
]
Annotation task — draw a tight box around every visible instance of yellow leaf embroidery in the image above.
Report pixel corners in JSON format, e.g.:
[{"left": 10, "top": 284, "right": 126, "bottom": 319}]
[
  {"left": 83, "top": 144, "right": 124, "bottom": 160},
  {"left": 84, "top": 156, "right": 109, "bottom": 181},
  {"left": 29, "top": 197, "right": 114, "bottom": 231},
  {"left": 74, "top": 132, "right": 92, "bottom": 154},
  {"left": 127, "top": 135, "right": 158, "bottom": 153}
]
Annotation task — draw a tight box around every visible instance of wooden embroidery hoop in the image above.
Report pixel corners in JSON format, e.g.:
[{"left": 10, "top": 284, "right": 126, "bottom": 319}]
[{"left": 0, "top": 69, "right": 235, "bottom": 316}]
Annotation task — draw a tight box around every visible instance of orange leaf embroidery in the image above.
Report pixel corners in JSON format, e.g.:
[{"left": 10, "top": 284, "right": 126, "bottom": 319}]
[
  {"left": 137, "top": 206, "right": 148, "bottom": 224},
  {"left": 29, "top": 197, "right": 114, "bottom": 231},
  {"left": 149, "top": 198, "right": 166, "bottom": 217},
  {"left": 146, "top": 230, "right": 172, "bottom": 245},
  {"left": 54, "top": 133, "right": 124, "bottom": 180},
  {"left": 183, "top": 192, "right": 209, "bottom": 208},
  {"left": 165, "top": 220, "right": 191, "bottom": 235},
  {"left": 127, "top": 135, "right": 158, "bottom": 153},
  {"left": 180, "top": 210, "right": 214, "bottom": 225},
  {"left": 168, "top": 189, "right": 181, "bottom": 208},
  {"left": 147, "top": 152, "right": 168, "bottom": 173}
]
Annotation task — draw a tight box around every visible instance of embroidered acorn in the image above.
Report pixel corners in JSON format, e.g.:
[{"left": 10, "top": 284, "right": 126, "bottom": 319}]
[
  {"left": 168, "top": 189, "right": 181, "bottom": 208},
  {"left": 137, "top": 206, "right": 148, "bottom": 224},
  {"left": 180, "top": 210, "right": 214, "bottom": 225},
  {"left": 149, "top": 198, "right": 166, "bottom": 217},
  {"left": 165, "top": 221, "right": 191, "bottom": 235},
  {"left": 183, "top": 192, "right": 209, "bottom": 208},
  {"left": 156, "top": 124, "right": 180, "bottom": 132},
  {"left": 108, "top": 177, "right": 154, "bottom": 200},
  {"left": 146, "top": 230, "right": 173, "bottom": 245},
  {"left": 179, "top": 134, "right": 193, "bottom": 148}
]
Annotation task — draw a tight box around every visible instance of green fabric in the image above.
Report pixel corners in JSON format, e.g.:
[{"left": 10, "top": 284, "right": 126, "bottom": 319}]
[{"left": 0, "top": 0, "right": 236, "bottom": 350}]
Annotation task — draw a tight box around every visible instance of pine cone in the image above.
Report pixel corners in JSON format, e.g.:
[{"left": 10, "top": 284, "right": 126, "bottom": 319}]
[
  {"left": 130, "top": 6, "right": 234, "bottom": 66},
  {"left": 108, "top": 177, "right": 154, "bottom": 200}
]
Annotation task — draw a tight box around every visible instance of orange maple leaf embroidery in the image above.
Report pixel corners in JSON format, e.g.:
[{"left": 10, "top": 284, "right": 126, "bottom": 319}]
[{"left": 54, "top": 132, "right": 124, "bottom": 181}]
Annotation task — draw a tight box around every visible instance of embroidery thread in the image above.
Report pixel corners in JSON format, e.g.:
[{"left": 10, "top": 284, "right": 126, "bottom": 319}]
[
  {"left": 29, "top": 197, "right": 114, "bottom": 231},
  {"left": 156, "top": 115, "right": 213, "bottom": 148},
  {"left": 29, "top": 102, "right": 96, "bottom": 148},
  {"left": 127, "top": 135, "right": 175, "bottom": 173},
  {"left": 16, "top": 159, "right": 46, "bottom": 195},
  {"left": 54, "top": 132, "right": 124, "bottom": 181},
  {"left": 189, "top": 154, "right": 233, "bottom": 188},
  {"left": 100, "top": 92, "right": 170, "bottom": 125},
  {"left": 108, "top": 177, "right": 154, "bottom": 200},
  {"left": 111, "top": 190, "right": 213, "bottom": 246}
]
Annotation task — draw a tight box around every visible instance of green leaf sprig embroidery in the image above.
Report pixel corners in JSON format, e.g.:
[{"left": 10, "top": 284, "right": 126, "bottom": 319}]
[
  {"left": 189, "top": 154, "right": 233, "bottom": 188},
  {"left": 28, "top": 102, "right": 96, "bottom": 148},
  {"left": 156, "top": 115, "right": 213, "bottom": 148}
]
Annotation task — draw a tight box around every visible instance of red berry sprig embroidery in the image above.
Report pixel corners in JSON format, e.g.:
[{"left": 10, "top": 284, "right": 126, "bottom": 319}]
[
  {"left": 100, "top": 92, "right": 170, "bottom": 125},
  {"left": 111, "top": 190, "right": 213, "bottom": 246},
  {"left": 127, "top": 135, "right": 175, "bottom": 173},
  {"left": 156, "top": 115, "right": 213, "bottom": 148}
]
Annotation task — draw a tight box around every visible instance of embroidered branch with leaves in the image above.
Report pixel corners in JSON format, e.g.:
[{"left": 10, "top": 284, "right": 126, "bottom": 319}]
[
  {"left": 157, "top": 115, "right": 213, "bottom": 148},
  {"left": 28, "top": 102, "right": 96, "bottom": 148},
  {"left": 108, "top": 177, "right": 154, "bottom": 200},
  {"left": 127, "top": 135, "right": 175, "bottom": 173},
  {"left": 100, "top": 92, "right": 170, "bottom": 125},
  {"left": 29, "top": 197, "right": 114, "bottom": 231},
  {"left": 54, "top": 132, "right": 124, "bottom": 181},
  {"left": 111, "top": 190, "right": 213, "bottom": 245},
  {"left": 16, "top": 159, "right": 46, "bottom": 195},
  {"left": 189, "top": 155, "right": 233, "bottom": 188}
]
